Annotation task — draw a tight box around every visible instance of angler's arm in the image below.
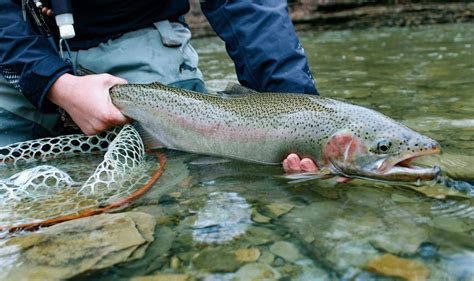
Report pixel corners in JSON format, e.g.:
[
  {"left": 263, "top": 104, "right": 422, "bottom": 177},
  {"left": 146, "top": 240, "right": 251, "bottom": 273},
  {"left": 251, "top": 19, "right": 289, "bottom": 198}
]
[
  {"left": 0, "top": 0, "right": 73, "bottom": 112},
  {"left": 0, "top": 1, "right": 129, "bottom": 135},
  {"left": 200, "top": 0, "right": 318, "bottom": 95}
]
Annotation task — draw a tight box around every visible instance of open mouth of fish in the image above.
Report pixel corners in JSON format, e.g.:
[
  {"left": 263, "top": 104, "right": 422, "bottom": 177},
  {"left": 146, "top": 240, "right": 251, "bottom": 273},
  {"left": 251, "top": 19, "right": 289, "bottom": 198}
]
[{"left": 376, "top": 146, "right": 442, "bottom": 181}]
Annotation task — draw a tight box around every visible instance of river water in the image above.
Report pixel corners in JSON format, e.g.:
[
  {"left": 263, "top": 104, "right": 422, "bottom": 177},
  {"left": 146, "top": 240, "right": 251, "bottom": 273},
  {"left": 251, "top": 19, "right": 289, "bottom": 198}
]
[{"left": 1, "top": 23, "right": 473, "bottom": 280}]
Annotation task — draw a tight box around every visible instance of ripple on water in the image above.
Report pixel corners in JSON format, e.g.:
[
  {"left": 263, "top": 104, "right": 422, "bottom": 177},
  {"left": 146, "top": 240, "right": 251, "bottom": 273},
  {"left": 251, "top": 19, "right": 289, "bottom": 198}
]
[{"left": 430, "top": 200, "right": 474, "bottom": 220}]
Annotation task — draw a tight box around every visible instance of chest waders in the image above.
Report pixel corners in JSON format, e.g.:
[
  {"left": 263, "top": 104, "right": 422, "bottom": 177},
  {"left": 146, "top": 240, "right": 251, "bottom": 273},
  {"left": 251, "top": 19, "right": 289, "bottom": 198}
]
[{"left": 0, "top": 17, "right": 205, "bottom": 146}]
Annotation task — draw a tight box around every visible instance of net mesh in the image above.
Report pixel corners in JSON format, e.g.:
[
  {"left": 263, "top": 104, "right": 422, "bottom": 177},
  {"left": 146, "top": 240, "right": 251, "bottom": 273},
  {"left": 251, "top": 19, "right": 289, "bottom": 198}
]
[{"left": 0, "top": 125, "right": 160, "bottom": 231}]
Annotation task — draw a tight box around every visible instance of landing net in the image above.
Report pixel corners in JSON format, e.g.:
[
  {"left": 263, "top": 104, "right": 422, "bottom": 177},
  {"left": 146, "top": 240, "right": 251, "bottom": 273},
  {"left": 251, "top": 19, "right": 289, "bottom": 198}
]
[{"left": 0, "top": 125, "right": 165, "bottom": 233}]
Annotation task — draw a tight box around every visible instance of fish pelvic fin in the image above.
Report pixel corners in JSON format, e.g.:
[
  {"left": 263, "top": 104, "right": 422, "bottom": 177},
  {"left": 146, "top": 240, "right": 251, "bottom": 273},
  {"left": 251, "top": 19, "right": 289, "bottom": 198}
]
[{"left": 133, "top": 122, "right": 164, "bottom": 150}]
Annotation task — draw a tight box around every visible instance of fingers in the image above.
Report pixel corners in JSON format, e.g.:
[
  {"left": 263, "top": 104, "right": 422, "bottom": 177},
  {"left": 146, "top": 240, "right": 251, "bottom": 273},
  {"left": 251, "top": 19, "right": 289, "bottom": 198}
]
[
  {"left": 109, "top": 107, "right": 130, "bottom": 125},
  {"left": 283, "top": 153, "right": 318, "bottom": 173},
  {"left": 300, "top": 158, "right": 318, "bottom": 172},
  {"left": 41, "top": 7, "right": 53, "bottom": 16},
  {"left": 336, "top": 177, "right": 351, "bottom": 183}
]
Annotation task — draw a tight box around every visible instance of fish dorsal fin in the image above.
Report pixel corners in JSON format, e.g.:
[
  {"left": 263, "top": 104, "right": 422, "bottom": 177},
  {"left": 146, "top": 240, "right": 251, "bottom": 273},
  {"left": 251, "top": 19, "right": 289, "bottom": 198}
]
[
  {"left": 146, "top": 81, "right": 168, "bottom": 88},
  {"left": 223, "top": 82, "right": 259, "bottom": 96}
]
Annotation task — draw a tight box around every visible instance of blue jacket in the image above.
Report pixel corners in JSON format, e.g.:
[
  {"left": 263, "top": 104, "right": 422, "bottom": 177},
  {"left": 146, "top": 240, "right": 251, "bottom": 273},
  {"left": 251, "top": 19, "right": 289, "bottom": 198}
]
[{"left": 0, "top": 0, "right": 318, "bottom": 113}]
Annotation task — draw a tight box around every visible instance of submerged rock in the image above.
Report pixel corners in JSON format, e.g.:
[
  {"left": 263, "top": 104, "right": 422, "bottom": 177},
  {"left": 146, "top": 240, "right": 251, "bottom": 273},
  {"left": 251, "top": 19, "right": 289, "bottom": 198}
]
[
  {"left": 265, "top": 203, "right": 295, "bottom": 218},
  {"left": 0, "top": 212, "right": 155, "bottom": 281},
  {"left": 269, "top": 241, "right": 303, "bottom": 262},
  {"left": 192, "top": 192, "right": 252, "bottom": 244},
  {"left": 132, "top": 273, "right": 192, "bottom": 281},
  {"left": 192, "top": 248, "right": 241, "bottom": 272},
  {"left": 252, "top": 208, "right": 272, "bottom": 224},
  {"left": 233, "top": 263, "right": 281, "bottom": 281},
  {"left": 235, "top": 248, "right": 261, "bottom": 262},
  {"left": 367, "top": 254, "right": 429, "bottom": 281},
  {"left": 369, "top": 221, "right": 428, "bottom": 255}
]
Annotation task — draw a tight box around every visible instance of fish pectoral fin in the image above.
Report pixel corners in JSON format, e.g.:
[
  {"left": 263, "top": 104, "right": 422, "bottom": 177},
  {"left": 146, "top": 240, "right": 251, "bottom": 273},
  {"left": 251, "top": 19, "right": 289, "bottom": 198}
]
[
  {"left": 133, "top": 122, "right": 164, "bottom": 149},
  {"left": 223, "top": 82, "right": 259, "bottom": 96},
  {"left": 276, "top": 169, "right": 334, "bottom": 184}
]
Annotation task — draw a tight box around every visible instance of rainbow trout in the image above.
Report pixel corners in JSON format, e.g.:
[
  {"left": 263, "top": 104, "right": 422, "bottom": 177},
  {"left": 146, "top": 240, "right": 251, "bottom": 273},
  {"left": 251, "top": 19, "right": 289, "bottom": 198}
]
[{"left": 110, "top": 82, "right": 441, "bottom": 182}]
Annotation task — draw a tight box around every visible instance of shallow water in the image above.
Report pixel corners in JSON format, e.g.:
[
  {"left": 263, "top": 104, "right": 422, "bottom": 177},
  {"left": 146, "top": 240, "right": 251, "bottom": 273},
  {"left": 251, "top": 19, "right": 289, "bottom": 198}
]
[{"left": 2, "top": 23, "right": 474, "bottom": 280}]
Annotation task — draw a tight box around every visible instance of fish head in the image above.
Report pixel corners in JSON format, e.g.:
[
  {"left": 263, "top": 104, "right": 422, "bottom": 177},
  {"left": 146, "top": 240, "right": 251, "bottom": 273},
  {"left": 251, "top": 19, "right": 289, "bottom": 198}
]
[{"left": 322, "top": 109, "right": 441, "bottom": 182}]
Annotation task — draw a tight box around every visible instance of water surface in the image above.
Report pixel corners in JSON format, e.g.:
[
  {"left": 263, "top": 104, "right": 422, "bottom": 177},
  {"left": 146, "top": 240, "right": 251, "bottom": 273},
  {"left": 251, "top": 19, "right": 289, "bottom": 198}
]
[{"left": 2, "top": 23, "right": 474, "bottom": 280}]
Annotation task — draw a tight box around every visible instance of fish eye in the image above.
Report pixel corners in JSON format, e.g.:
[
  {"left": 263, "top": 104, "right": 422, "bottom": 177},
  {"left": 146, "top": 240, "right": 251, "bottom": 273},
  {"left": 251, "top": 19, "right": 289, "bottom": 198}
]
[{"left": 376, "top": 139, "right": 392, "bottom": 153}]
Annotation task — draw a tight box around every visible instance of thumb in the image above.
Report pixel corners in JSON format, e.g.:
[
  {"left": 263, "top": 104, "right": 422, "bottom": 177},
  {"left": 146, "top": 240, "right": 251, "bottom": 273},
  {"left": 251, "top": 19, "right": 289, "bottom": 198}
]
[
  {"left": 110, "top": 106, "right": 131, "bottom": 125},
  {"left": 101, "top": 73, "right": 129, "bottom": 87}
]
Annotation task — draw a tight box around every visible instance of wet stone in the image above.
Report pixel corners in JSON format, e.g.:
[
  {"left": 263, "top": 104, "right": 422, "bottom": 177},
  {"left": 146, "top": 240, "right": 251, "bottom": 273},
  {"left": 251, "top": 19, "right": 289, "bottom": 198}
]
[
  {"left": 192, "top": 249, "right": 241, "bottom": 272},
  {"left": 294, "top": 259, "right": 329, "bottom": 281},
  {"left": 132, "top": 273, "right": 192, "bottom": 281},
  {"left": 272, "top": 257, "right": 286, "bottom": 267},
  {"left": 170, "top": 256, "right": 181, "bottom": 270},
  {"left": 252, "top": 208, "right": 272, "bottom": 224},
  {"left": 258, "top": 251, "right": 275, "bottom": 265},
  {"left": 235, "top": 248, "right": 261, "bottom": 262},
  {"left": 243, "top": 226, "right": 283, "bottom": 245},
  {"left": 368, "top": 254, "right": 429, "bottom": 281},
  {"left": 0, "top": 212, "right": 155, "bottom": 281},
  {"left": 265, "top": 203, "right": 295, "bottom": 218},
  {"left": 369, "top": 223, "right": 428, "bottom": 255},
  {"left": 269, "top": 241, "right": 303, "bottom": 262},
  {"left": 233, "top": 263, "right": 281, "bottom": 281},
  {"left": 428, "top": 216, "right": 472, "bottom": 233}
]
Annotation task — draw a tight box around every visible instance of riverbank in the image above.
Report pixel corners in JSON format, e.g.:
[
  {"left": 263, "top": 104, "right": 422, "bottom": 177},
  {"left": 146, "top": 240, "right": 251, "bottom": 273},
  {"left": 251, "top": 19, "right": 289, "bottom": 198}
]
[{"left": 186, "top": 1, "right": 474, "bottom": 38}]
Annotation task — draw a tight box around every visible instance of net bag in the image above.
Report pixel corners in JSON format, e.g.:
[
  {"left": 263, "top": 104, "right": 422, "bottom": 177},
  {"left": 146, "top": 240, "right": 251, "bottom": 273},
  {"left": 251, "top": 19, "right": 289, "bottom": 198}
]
[{"left": 0, "top": 125, "right": 165, "bottom": 234}]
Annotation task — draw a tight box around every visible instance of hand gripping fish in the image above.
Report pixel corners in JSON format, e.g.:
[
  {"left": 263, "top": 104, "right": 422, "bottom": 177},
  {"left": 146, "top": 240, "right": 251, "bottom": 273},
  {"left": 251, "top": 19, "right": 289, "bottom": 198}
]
[{"left": 110, "top": 82, "right": 441, "bottom": 182}]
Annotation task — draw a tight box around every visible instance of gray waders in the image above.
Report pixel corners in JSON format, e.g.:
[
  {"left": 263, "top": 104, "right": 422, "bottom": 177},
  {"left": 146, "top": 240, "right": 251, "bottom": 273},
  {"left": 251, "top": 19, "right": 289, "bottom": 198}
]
[{"left": 0, "top": 21, "right": 205, "bottom": 146}]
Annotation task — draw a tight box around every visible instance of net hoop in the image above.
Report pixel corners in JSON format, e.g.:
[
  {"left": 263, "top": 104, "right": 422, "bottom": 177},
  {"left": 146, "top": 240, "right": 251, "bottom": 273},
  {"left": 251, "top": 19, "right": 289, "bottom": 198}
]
[
  {"left": 0, "top": 151, "right": 165, "bottom": 233},
  {"left": 0, "top": 125, "right": 166, "bottom": 234}
]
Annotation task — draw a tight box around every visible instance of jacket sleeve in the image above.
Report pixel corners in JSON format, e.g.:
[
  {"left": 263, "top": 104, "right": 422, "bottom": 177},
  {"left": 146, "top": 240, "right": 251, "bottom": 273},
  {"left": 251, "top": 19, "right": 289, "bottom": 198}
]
[
  {"left": 200, "top": 0, "right": 318, "bottom": 95},
  {"left": 0, "top": 0, "right": 73, "bottom": 112}
]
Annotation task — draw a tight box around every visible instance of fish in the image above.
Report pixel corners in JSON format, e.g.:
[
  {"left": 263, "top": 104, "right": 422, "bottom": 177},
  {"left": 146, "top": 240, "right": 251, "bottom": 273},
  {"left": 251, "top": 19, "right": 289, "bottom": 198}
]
[{"left": 110, "top": 81, "right": 441, "bottom": 182}]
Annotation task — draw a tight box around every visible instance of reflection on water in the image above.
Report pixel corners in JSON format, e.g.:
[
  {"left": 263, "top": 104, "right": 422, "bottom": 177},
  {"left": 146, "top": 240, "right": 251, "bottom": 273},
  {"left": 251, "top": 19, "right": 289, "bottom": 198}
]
[{"left": 1, "top": 23, "right": 474, "bottom": 280}]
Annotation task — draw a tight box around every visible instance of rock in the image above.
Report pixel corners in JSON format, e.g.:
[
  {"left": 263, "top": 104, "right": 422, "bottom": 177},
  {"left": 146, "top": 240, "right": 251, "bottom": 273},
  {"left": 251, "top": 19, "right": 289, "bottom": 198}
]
[
  {"left": 192, "top": 192, "right": 251, "bottom": 244},
  {"left": 265, "top": 203, "right": 294, "bottom": 218},
  {"left": 258, "top": 251, "right": 275, "bottom": 265},
  {"left": 269, "top": 241, "right": 303, "bottom": 262},
  {"left": 368, "top": 254, "right": 429, "bottom": 281},
  {"left": 283, "top": 203, "right": 382, "bottom": 272},
  {"left": 169, "top": 192, "right": 182, "bottom": 198},
  {"left": 243, "top": 226, "right": 283, "bottom": 245},
  {"left": 235, "top": 248, "right": 261, "bottom": 262},
  {"left": 369, "top": 222, "right": 428, "bottom": 255},
  {"left": 0, "top": 212, "right": 155, "bottom": 281},
  {"left": 294, "top": 259, "right": 329, "bottom": 281},
  {"left": 233, "top": 263, "right": 281, "bottom": 281},
  {"left": 252, "top": 208, "right": 271, "bottom": 224},
  {"left": 171, "top": 256, "right": 181, "bottom": 270},
  {"left": 428, "top": 216, "right": 472, "bottom": 233},
  {"left": 132, "top": 273, "right": 192, "bottom": 281},
  {"left": 193, "top": 249, "right": 241, "bottom": 272}
]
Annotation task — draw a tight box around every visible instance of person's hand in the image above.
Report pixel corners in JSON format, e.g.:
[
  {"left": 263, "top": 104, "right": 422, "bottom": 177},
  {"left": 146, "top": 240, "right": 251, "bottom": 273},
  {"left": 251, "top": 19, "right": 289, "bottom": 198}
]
[
  {"left": 283, "top": 153, "right": 318, "bottom": 173},
  {"left": 48, "top": 73, "right": 130, "bottom": 135},
  {"left": 283, "top": 153, "right": 350, "bottom": 182},
  {"left": 41, "top": 7, "right": 53, "bottom": 16}
]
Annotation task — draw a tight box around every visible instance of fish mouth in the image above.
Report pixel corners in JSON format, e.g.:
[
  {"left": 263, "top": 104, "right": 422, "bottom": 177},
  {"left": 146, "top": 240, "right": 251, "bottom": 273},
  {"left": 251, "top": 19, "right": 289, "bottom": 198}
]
[{"left": 375, "top": 145, "right": 441, "bottom": 181}]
